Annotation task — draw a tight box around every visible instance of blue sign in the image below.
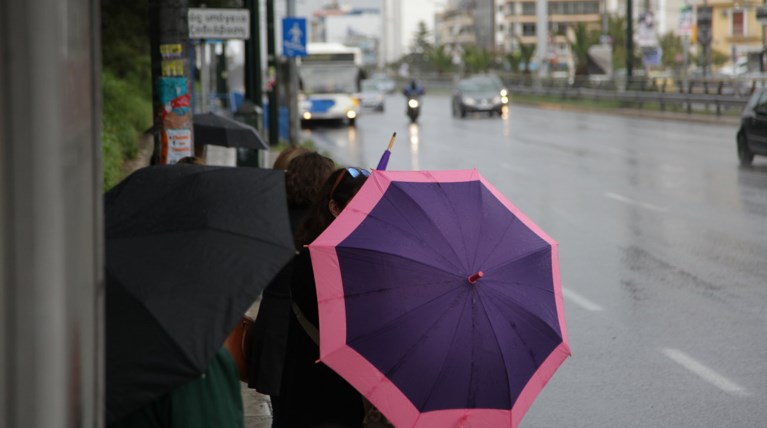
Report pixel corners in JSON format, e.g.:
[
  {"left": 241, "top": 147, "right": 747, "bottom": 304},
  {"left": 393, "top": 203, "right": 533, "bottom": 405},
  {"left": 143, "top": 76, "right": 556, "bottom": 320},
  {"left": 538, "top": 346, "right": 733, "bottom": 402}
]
[{"left": 282, "top": 17, "right": 307, "bottom": 58}]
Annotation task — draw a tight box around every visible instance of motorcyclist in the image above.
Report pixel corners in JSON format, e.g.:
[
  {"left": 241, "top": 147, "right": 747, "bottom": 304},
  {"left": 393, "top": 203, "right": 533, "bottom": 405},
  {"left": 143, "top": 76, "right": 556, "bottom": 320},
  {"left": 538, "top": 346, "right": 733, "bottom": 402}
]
[{"left": 402, "top": 80, "right": 425, "bottom": 98}]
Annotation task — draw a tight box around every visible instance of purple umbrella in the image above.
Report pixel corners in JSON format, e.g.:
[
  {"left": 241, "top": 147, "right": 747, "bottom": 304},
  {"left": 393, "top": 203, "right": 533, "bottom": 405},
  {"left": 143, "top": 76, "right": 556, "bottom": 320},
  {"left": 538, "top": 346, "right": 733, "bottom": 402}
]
[
  {"left": 309, "top": 169, "right": 570, "bottom": 428},
  {"left": 375, "top": 132, "right": 396, "bottom": 171}
]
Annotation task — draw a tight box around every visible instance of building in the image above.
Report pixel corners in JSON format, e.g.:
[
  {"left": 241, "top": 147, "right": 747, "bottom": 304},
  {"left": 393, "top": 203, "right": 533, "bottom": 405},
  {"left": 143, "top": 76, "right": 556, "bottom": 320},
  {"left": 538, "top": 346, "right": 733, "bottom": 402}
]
[
  {"left": 435, "top": 0, "right": 496, "bottom": 53},
  {"left": 309, "top": 4, "right": 383, "bottom": 68},
  {"left": 498, "top": 0, "right": 602, "bottom": 46},
  {"left": 702, "top": 0, "right": 764, "bottom": 70}
]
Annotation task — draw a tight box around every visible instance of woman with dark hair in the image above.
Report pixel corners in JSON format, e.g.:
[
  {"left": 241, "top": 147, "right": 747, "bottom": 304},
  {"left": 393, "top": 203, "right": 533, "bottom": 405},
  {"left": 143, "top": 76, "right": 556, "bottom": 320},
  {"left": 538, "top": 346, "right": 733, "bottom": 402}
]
[
  {"left": 245, "top": 152, "right": 335, "bottom": 426},
  {"left": 278, "top": 167, "right": 371, "bottom": 428}
]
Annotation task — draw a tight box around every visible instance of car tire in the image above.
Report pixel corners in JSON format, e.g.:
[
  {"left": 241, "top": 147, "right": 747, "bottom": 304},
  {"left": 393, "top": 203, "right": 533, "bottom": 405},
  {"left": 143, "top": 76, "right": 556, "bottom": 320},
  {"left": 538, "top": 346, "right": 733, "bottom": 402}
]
[
  {"left": 348, "top": 117, "right": 356, "bottom": 127},
  {"left": 460, "top": 107, "right": 467, "bottom": 118},
  {"left": 737, "top": 132, "right": 754, "bottom": 166}
]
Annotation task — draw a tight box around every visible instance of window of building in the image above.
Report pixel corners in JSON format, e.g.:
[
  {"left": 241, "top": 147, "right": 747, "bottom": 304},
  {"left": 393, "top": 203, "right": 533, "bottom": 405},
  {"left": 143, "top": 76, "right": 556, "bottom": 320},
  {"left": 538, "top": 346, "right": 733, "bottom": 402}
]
[
  {"left": 522, "top": 2, "right": 536, "bottom": 15},
  {"left": 522, "top": 23, "right": 536, "bottom": 36},
  {"left": 732, "top": 9, "right": 745, "bottom": 37}
]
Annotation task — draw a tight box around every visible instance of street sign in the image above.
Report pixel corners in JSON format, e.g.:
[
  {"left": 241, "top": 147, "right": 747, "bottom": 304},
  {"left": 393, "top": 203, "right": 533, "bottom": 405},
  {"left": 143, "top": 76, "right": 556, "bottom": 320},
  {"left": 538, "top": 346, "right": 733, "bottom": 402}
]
[
  {"left": 188, "top": 8, "right": 250, "bottom": 40},
  {"left": 678, "top": 3, "right": 693, "bottom": 36},
  {"left": 282, "top": 17, "right": 307, "bottom": 58}
]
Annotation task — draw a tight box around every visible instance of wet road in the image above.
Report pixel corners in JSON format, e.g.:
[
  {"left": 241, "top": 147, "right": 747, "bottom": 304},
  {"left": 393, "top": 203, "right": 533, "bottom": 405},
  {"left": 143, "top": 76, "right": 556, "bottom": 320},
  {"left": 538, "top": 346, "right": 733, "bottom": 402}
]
[{"left": 300, "top": 93, "right": 767, "bottom": 427}]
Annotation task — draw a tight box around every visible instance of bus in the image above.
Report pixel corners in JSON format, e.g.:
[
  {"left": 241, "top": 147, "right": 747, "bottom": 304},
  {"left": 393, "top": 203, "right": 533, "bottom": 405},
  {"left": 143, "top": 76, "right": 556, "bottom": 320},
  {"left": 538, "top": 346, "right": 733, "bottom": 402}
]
[{"left": 299, "top": 42, "right": 362, "bottom": 126}]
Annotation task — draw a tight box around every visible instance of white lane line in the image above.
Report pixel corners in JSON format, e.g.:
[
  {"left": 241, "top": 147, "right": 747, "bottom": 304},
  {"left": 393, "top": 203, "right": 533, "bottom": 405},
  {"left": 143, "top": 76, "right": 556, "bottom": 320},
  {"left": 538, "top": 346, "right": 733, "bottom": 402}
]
[
  {"left": 662, "top": 348, "right": 750, "bottom": 396},
  {"left": 605, "top": 192, "right": 668, "bottom": 212},
  {"left": 562, "top": 287, "right": 604, "bottom": 311}
]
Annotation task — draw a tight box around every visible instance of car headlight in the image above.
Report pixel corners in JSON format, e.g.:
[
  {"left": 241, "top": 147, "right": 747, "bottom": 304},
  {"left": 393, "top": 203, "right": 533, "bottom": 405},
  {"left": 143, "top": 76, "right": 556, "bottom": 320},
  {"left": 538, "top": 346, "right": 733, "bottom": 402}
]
[
  {"left": 501, "top": 96, "right": 509, "bottom": 104},
  {"left": 500, "top": 89, "right": 508, "bottom": 97},
  {"left": 303, "top": 112, "right": 312, "bottom": 120},
  {"left": 346, "top": 110, "right": 357, "bottom": 119},
  {"left": 408, "top": 99, "right": 419, "bottom": 108},
  {"left": 462, "top": 97, "right": 476, "bottom": 106}
]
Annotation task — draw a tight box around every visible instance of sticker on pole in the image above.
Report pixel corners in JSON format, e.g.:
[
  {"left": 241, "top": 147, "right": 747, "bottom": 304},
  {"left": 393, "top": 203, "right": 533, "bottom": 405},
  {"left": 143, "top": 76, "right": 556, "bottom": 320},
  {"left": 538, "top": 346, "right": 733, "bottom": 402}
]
[{"left": 282, "top": 17, "right": 307, "bottom": 58}]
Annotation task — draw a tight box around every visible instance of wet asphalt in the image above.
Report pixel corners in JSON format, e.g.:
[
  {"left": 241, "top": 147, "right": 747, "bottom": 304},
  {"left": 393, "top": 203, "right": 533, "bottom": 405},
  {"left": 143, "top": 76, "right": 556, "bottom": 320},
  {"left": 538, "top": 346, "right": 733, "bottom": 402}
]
[{"left": 295, "top": 93, "right": 767, "bottom": 427}]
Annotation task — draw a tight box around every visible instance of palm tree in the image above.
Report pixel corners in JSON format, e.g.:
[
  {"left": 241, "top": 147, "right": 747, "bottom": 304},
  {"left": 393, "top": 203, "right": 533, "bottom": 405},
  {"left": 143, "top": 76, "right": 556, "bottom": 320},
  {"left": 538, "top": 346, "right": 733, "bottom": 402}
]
[{"left": 570, "top": 23, "right": 600, "bottom": 75}]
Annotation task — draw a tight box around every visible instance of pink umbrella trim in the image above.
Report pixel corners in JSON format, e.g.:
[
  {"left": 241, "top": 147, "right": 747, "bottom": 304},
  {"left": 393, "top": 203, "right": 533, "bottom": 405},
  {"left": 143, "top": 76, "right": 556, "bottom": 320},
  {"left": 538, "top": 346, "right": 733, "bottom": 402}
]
[{"left": 309, "top": 169, "right": 570, "bottom": 428}]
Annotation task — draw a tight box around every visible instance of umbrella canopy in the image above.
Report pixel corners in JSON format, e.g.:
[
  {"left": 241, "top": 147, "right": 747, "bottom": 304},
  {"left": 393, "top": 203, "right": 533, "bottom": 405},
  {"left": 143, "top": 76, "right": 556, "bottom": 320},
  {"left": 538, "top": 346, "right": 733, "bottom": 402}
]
[
  {"left": 105, "top": 165, "right": 294, "bottom": 424},
  {"left": 308, "top": 169, "right": 570, "bottom": 428},
  {"left": 193, "top": 112, "right": 269, "bottom": 150}
]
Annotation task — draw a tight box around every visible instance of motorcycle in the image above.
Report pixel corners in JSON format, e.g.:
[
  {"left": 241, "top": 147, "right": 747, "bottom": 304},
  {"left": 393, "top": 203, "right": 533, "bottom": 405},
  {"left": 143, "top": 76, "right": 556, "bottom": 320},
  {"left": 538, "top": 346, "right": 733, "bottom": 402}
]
[{"left": 406, "top": 97, "right": 420, "bottom": 124}]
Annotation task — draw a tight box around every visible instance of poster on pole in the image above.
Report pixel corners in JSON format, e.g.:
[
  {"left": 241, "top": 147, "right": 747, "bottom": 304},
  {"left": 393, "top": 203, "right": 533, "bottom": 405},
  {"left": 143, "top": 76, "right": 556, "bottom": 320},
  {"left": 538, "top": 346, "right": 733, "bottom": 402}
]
[{"left": 282, "top": 17, "right": 307, "bottom": 57}]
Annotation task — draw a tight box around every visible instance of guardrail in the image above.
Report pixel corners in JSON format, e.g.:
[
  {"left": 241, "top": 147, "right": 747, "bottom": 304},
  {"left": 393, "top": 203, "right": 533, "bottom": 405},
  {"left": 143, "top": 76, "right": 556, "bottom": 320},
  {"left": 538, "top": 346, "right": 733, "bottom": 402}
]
[{"left": 507, "top": 79, "right": 749, "bottom": 116}]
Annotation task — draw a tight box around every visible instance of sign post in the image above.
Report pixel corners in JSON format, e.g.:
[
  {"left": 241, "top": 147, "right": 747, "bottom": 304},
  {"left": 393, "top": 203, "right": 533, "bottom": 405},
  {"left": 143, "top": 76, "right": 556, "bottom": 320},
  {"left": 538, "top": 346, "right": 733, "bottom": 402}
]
[
  {"left": 697, "top": 5, "right": 713, "bottom": 76},
  {"left": 282, "top": 16, "right": 306, "bottom": 145}
]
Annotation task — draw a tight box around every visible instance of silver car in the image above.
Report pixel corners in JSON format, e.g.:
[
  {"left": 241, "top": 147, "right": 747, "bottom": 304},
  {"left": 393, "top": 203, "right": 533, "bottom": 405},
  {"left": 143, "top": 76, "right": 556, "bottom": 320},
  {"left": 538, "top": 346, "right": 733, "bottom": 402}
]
[{"left": 356, "top": 80, "right": 386, "bottom": 112}]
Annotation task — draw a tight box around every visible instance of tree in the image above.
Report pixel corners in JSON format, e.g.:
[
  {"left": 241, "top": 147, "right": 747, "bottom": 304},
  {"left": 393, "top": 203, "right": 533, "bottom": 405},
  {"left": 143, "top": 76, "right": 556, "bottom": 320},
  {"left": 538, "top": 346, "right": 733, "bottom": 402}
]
[
  {"left": 426, "top": 44, "right": 455, "bottom": 75},
  {"left": 570, "top": 23, "right": 600, "bottom": 75},
  {"left": 658, "top": 31, "right": 683, "bottom": 69},
  {"left": 410, "top": 21, "right": 433, "bottom": 54},
  {"left": 462, "top": 45, "right": 493, "bottom": 74},
  {"left": 519, "top": 43, "right": 536, "bottom": 74}
]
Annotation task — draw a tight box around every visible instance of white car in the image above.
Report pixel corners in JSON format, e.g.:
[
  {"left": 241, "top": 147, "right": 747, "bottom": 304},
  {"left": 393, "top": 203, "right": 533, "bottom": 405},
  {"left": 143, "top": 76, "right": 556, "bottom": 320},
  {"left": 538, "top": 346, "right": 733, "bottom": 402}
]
[{"left": 356, "top": 80, "right": 386, "bottom": 112}]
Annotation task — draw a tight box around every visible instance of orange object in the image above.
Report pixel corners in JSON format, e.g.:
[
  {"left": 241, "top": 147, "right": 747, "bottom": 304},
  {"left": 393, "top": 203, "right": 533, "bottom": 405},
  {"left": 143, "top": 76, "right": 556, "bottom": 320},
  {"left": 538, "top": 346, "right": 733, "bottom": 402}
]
[{"left": 223, "top": 315, "right": 255, "bottom": 383}]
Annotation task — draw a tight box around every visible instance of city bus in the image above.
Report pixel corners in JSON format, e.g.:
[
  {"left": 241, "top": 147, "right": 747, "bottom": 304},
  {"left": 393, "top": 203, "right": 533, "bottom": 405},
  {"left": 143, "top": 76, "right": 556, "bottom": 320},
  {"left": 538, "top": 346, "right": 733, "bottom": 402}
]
[{"left": 299, "top": 42, "right": 362, "bottom": 127}]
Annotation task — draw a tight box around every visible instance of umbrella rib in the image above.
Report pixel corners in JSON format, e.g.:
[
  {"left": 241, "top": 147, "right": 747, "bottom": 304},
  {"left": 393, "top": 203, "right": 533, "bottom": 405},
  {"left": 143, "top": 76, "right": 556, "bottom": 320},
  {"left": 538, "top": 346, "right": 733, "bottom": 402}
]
[
  {"left": 333, "top": 246, "right": 465, "bottom": 284},
  {"left": 375, "top": 181, "right": 469, "bottom": 272},
  {"left": 483, "top": 244, "right": 551, "bottom": 278},
  {"left": 483, "top": 284, "right": 564, "bottom": 349},
  {"left": 470, "top": 193, "right": 518, "bottom": 272},
  {"left": 380, "top": 289, "right": 469, "bottom": 409}
]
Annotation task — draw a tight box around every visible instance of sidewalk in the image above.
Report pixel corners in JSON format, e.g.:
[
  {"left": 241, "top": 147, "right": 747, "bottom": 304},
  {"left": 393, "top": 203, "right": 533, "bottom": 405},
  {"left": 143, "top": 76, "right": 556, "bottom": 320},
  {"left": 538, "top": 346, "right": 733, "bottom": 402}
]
[
  {"left": 242, "top": 383, "right": 273, "bottom": 428},
  {"left": 242, "top": 295, "right": 274, "bottom": 428}
]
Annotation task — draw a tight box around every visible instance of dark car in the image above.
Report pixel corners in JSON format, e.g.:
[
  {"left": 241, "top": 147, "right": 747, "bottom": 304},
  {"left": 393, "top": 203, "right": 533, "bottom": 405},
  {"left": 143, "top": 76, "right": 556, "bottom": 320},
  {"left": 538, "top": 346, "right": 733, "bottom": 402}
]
[
  {"left": 737, "top": 87, "right": 767, "bottom": 165},
  {"left": 451, "top": 75, "right": 509, "bottom": 118}
]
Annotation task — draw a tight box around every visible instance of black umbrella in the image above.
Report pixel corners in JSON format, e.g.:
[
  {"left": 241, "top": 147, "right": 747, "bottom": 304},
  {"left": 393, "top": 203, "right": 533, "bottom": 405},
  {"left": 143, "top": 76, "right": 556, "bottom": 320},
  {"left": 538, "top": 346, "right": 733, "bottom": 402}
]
[
  {"left": 104, "top": 164, "right": 294, "bottom": 424},
  {"left": 193, "top": 112, "right": 269, "bottom": 150}
]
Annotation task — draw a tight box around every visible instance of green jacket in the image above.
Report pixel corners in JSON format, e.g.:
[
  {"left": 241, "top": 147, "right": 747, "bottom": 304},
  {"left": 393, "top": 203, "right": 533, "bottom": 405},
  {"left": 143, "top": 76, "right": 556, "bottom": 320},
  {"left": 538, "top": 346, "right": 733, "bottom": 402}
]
[{"left": 110, "top": 347, "right": 244, "bottom": 428}]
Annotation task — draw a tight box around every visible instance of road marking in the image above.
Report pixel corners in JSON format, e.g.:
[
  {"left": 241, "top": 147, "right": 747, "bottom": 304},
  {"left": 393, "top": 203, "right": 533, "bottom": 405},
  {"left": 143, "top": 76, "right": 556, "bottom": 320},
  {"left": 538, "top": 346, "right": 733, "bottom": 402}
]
[
  {"left": 605, "top": 192, "right": 668, "bottom": 212},
  {"left": 662, "top": 348, "right": 749, "bottom": 396},
  {"left": 562, "top": 287, "right": 604, "bottom": 311}
]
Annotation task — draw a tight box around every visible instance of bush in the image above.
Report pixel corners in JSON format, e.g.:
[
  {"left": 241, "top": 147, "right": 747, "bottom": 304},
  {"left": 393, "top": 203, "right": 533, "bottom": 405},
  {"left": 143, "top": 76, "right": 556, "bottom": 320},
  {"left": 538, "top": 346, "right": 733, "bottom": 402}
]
[{"left": 101, "top": 71, "right": 152, "bottom": 190}]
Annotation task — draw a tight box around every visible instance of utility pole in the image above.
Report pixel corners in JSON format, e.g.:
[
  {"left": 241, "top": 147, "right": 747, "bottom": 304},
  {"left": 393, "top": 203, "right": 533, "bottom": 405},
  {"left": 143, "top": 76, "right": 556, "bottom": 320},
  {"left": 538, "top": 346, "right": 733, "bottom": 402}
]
[
  {"left": 535, "top": 0, "right": 548, "bottom": 79},
  {"left": 244, "top": 0, "right": 263, "bottom": 123},
  {"left": 149, "top": 0, "right": 195, "bottom": 164},
  {"left": 266, "top": 0, "right": 279, "bottom": 146},
  {"left": 626, "top": 0, "right": 634, "bottom": 80},
  {"left": 287, "top": 0, "right": 299, "bottom": 146}
]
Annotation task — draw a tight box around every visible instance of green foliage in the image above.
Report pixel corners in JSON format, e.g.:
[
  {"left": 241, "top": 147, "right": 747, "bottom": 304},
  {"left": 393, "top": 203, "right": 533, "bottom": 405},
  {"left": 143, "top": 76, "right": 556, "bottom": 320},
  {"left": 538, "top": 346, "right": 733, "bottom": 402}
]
[
  {"left": 570, "top": 23, "right": 600, "bottom": 75},
  {"left": 101, "top": 1, "right": 151, "bottom": 83},
  {"left": 607, "top": 14, "right": 629, "bottom": 71},
  {"left": 506, "top": 51, "right": 522, "bottom": 73},
  {"left": 658, "top": 31, "right": 683, "bottom": 68},
  {"left": 519, "top": 43, "right": 536, "bottom": 73},
  {"left": 462, "top": 46, "right": 493, "bottom": 74},
  {"left": 426, "top": 44, "right": 455, "bottom": 75},
  {"left": 409, "top": 21, "right": 433, "bottom": 54},
  {"left": 710, "top": 49, "right": 729, "bottom": 67},
  {"left": 101, "top": 71, "right": 152, "bottom": 190}
]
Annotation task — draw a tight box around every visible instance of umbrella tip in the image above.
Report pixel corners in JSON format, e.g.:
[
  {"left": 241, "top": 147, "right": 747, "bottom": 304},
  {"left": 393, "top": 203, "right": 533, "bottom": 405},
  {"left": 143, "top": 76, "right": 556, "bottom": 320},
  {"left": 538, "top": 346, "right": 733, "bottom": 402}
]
[{"left": 467, "top": 271, "right": 484, "bottom": 285}]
